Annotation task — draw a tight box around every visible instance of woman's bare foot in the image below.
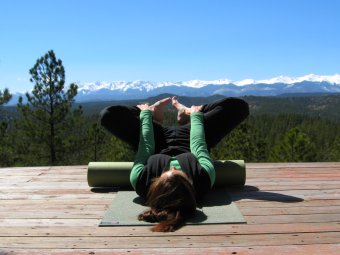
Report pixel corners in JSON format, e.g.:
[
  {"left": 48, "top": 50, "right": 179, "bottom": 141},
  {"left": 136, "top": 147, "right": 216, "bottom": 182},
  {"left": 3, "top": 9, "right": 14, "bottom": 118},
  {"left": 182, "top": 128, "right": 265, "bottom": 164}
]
[
  {"left": 149, "top": 97, "right": 171, "bottom": 123},
  {"left": 171, "top": 96, "right": 191, "bottom": 125},
  {"left": 190, "top": 105, "right": 203, "bottom": 113}
]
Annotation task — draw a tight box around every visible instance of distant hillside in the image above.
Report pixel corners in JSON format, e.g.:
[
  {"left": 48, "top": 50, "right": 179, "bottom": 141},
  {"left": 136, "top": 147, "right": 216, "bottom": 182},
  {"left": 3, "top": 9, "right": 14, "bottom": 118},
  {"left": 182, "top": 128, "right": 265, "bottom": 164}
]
[
  {"left": 2, "top": 93, "right": 339, "bottom": 122},
  {"left": 76, "top": 93, "right": 340, "bottom": 121},
  {"left": 75, "top": 93, "right": 225, "bottom": 116},
  {"left": 246, "top": 94, "right": 340, "bottom": 120}
]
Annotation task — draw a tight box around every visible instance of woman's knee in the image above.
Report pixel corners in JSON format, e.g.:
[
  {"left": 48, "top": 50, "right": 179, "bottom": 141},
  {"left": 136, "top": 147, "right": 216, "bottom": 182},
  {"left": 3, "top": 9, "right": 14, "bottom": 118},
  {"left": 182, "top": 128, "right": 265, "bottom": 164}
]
[
  {"left": 220, "top": 97, "right": 249, "bottom": 117},
  {"left": 232, "top": 98, "right": 249, "bottom": 117},
  {"left": 99, "top": 106, "right": 111, "bottom": 128},
  {"left": 100, "top": 105, "right": 129, "bottom": 130}
]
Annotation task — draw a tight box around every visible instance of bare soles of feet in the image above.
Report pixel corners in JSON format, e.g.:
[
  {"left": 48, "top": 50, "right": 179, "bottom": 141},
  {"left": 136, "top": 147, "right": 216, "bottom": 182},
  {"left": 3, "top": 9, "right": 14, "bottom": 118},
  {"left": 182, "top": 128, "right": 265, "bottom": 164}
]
[
  {"left": 171, "top": 96, "right": 191, "bottom": 125},
  {"left": 150, "top": 97, "right": 172, "bottom": 123},
  {"left": 147, "top": 96, "right": 201, "bottom": 125}
]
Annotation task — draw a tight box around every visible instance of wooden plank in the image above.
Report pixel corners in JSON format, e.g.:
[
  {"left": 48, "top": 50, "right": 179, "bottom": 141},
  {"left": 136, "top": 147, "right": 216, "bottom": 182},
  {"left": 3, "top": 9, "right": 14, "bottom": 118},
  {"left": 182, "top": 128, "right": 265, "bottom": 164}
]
[
  {"left": 0, "top": 166, "right": 51, "bottom": 171},
  {"left": 246, "top": 162, "right": 340, "bottom": 168},
  {"left": 1, "top": 244, "right": 340, "bottom": 255},
  {"left": 0, "top": 189, "right": 113, "bottom": 195},
  {"left": 0, "top": 219, "right": 100, "bottom": 227},
  {"left": 1, "top": 211, "right": 339, "bottom": 227},
  {"left": 28, "top": 176, "right": 87, "bottom": 181},
  {"left": 244, "top": 180, "right": 340, "bottom": 185},
  {"left": 246, "top": 174, "right": 340, "bottom": 180},
  {"left": 1, "top": 222, "right": 339, "bottom": 237},
  {"left": 2, "top": 243, "right": 340, "bottom": 255},
  {"left": 250, "top": 165, "right": 340, "bottom": 170},
  {"left": 0, "top": 199, "right": 112, "bottom": 206},
  {"left": 245, "top": 214, "right": 340, "bottom": 224},
  {"left": 0, "top": 204, "right": 108, "bottom": 212},
  {"left": 230, "top": 189, "right": 340, "bottom": 196},
  {"left": 1, "top": 232, "right": 340, "bottom": 249},
  {"left": 0, "top": 166, "right": 85, "bottom": 171},
  {"left": 239, "top": 205, "right": 340, "bottom": 215},
  {"left": 1, "top": 204, "right": 339, "bottom": 219},
  {"left": 0, "top": 210, "right": 104, "bottom": 219},
  {"left": 230, "top": 191, "right": 340, "bottom": 201},
  {"left": 0, "top": 193, "right": 115, "bottom": 200},
  {"left": 245, "top": 184, "right": 340, "bottom": 191},
  {"left": 3, "top": 180, "right": 340, "bottom": 190},
  {"left": 1, "top": 188, "right": 338, "bottom": 197},
  {"left": 237, "top": 199, "right": 340, "bottom": 207},
  {"left": 0, "top": 179, "right": 32, "bottom": 183},
  {"left": 1, "top": 183, "right": 90, "bottom": 189},
  {"left": 245, "top": 177, "right": 340, "bottom": 182},
  {"left": 246, "top": 169, "right": 340, "bottom": 176}
]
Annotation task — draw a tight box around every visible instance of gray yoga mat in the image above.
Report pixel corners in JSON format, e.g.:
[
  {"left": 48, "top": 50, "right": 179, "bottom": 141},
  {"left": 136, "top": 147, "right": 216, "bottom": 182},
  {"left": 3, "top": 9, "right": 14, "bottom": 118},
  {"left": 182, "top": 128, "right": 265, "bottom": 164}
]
[
  {"left": 88, "top": 160, "right": 246, "bottom": 188},
  {"left": 100, "top": 188, "right": 246, "bottom": 226}
]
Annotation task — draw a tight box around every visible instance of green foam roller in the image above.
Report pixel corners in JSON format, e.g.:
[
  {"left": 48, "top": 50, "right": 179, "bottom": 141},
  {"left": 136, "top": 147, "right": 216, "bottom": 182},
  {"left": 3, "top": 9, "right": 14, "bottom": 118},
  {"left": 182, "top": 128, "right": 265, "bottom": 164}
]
[
  {"left": 88, "top": 162, "right": 133, "bottom": 188},
  {"left": 87, "top": 160, "right": 246, "bottom": 188},
  {"left": 214, "top": 160, "right": 246, "bottom": 187}
]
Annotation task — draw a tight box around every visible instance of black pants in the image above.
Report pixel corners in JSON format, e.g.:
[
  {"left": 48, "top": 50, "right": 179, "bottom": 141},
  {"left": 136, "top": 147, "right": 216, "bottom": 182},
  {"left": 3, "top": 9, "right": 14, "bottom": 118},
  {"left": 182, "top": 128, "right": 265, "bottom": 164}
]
[{"left": 100, "top": 97, "right": 249, "bottom": 156}]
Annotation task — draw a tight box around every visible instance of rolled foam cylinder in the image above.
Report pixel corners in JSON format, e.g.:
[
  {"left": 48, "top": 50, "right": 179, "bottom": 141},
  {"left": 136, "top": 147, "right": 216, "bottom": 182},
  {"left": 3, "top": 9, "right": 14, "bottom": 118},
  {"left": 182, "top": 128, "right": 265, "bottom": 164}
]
[{"left": 87, "top": 160, "right": 246, "bottom": 188}]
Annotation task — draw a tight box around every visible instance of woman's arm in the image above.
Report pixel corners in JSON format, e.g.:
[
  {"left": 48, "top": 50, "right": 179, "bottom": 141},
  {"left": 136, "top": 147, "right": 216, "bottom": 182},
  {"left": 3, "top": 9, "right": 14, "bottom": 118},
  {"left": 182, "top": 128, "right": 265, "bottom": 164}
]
[
  {"left": 190, "top": 111, "right": 216, "bottom": 187},
  {"left": 130, "top": 109, "right": 155, "bottom": 189}
]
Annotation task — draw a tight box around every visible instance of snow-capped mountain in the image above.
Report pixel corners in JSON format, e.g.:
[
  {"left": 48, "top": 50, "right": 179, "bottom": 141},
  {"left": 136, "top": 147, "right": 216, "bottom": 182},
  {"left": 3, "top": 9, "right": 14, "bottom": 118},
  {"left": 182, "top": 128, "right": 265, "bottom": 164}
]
[
  {"left": 7, "top": 74, "right": 340, "bottom": 105},
  {"left": 75, "top": 74, "right": 340, "bottom": 102}
]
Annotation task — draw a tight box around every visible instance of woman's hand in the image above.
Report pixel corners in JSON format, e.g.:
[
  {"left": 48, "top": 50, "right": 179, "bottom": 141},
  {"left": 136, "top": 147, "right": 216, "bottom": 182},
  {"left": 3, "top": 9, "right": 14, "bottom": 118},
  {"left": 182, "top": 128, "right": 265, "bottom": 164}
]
[{"left": 137, "top": 103, "right": 152, "bottom": 111}]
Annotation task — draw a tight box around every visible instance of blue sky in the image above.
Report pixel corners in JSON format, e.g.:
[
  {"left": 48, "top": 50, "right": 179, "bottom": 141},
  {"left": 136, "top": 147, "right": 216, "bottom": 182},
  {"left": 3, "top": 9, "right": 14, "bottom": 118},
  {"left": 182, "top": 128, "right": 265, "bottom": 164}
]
[{"left": 1, "top": 0, "right": 340, "bottom": 92}]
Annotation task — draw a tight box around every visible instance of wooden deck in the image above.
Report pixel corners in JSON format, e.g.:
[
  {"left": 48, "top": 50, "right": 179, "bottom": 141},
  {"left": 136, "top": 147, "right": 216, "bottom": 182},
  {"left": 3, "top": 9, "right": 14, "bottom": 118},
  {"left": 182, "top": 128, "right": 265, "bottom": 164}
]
[{"left": 0, "top": 162, "right": 339, "bottom": 254}]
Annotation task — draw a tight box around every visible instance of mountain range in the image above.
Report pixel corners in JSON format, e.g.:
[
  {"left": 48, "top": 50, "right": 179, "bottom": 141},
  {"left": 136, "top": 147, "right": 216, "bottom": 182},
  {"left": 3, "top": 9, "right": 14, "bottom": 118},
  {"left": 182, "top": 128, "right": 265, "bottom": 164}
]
[
  {"left": 8, "top": 74, "right": 340, "bottom": 105},
  {"left": 75, "top": 74, "right": 340, "bottom": 101}
]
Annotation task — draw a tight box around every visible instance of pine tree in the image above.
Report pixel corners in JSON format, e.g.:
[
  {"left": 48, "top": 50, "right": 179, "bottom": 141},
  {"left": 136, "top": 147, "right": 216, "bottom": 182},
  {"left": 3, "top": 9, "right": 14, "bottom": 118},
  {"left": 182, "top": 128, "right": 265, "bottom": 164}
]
[
  {"left": 0, "top": 88, "right": 13, "bottom": 166},
  {"left": 86, "top": 121, "right": 109, "bottom": 162},
  {"left": 211, "top": 121, "right": 258, "bottom": 161},
  {"left": 101, "top": 135, "right": 134, "bottom": 162},
  {"left": 329, "top": 136, "right": 340, "bottom": 161},
  {"left": 270, "top": 127, "right": 317, "bottom": 162},
  {"left": 0, "top": 88, "right": 12, "bottom": 106},
  {"left": 0, "top": 121, "right": 14, "bottom": 166},
  {"left": 59, "top": 106, "right": 89, "bottom": 165},
  {"left": 16, "top": 50, "right": 79, "bottom": 165}
]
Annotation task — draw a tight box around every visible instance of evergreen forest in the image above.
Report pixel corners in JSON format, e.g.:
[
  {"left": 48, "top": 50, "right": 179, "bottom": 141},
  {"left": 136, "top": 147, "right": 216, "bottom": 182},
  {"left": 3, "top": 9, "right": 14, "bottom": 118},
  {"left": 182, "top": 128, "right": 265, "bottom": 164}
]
[{"left": 0, "top": 50, "right": 339, "bottom": 167}]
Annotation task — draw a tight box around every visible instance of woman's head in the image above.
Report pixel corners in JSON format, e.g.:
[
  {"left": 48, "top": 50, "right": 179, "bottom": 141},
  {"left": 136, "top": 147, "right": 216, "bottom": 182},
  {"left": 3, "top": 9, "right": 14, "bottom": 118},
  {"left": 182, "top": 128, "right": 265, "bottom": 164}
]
[{"left": 138, "top": 168, "right": 196, "bottom": 232}]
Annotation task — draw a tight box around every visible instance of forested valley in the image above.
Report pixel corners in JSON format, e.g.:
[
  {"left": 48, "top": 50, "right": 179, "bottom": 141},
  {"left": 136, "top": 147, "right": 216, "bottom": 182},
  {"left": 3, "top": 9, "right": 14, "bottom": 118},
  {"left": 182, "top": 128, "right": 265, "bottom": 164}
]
[{"left": 0, "top": 50, "right": 339, "bottom": 167}]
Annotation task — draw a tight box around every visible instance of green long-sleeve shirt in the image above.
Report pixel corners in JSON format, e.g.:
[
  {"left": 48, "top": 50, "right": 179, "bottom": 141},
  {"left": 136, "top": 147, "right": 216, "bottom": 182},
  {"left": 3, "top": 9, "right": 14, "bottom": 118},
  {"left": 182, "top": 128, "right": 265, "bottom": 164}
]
[{"left": 130, "top": 110, "right": 215, "bottom": 189}]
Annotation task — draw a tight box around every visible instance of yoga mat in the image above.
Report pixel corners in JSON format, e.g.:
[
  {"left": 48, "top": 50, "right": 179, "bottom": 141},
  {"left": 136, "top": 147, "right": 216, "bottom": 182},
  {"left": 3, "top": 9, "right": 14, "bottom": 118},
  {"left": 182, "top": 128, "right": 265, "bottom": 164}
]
[
  {"left": 88, "top": 160, "right": 246, "bottom": 188},
  {"left": 100, "top": 188, "right": 246, "bottom": 226}
]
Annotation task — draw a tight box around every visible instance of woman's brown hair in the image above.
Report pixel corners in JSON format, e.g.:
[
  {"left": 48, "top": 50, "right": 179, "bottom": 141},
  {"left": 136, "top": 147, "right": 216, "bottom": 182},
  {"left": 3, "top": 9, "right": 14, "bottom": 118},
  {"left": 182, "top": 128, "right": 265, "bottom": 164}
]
[{"left": 138, "top": 171, "right": 196, "bottom": 232}]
